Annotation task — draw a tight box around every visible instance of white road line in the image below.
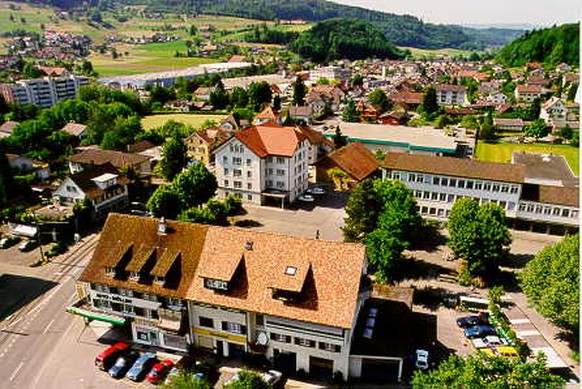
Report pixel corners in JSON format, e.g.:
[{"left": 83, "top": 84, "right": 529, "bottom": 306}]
[
  {"left": 509, "top": 318, "right": 530, "bottom": 324},
  {"left": 10, "top": 362, "right": 23, "bottom": 381},
  {"left": 43, "top": 319, "right": 55, "bottom": 335}
]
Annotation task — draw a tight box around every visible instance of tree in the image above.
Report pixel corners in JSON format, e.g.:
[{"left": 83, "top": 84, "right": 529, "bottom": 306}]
[
  {"left": 519, "top": 234, "right": 579, "bottom": 334},
  {"left": 172, "top": 163, "right": 217, "bottom": 209},
  {"left": 524, "top": 119, "right": 549, "bottom": 139},
  {"left": 247, "top": 81, "right": 272, "bottom": 111},
  {"left": 350, "top": 74, "right": 364, "bottom": 88},
  {"left": 292, "top": 76, "right": 307, "bottom": 106},
  {"left": 367, "top": 88, "right": 391, "bottom": 113},
  {"left": 209, "top": 81, "right": 229, "bottom": 110},
  {"left": 272, "top": 95, "right": 281, "bottom": 111},
  {"left": 447, "top": 198, "right": 511, "bottom": 280},
  {"left": 421, "top": 86, "right": 438, "bottom": 118},
  {"left": 224, "top": 370, "right": 270, "bottom": 389},
  {"left": 332, "top": 126, "right": 348, "bottom": 149},
  {"left": 328, "top": 167, "right": 349, "bottom": 191},
  {"left": 159, "top": 137, "right": 187, "bottom": 181},
  {"left": 161, "top": 369, "right": 211, "bottom": 389},
  {"left": 341, "top": 99, "right": 360, "bottom": 123},
  {"left": 412, "top": 353, "right": 564, "bottom": 388},
  {"left": 229, "top": 86, "right": 249, "bottom": 109},
  {"left": 566, "top": 83, "right": 578, "bottom": 102},
  {"left": 0, "top": 148, "right": 15, "bottom": 207},
  {"left": 146, "top": 185, "right": 182, "bottom": 219},
  {"left": 179, "top": 199, "right": 228, "bottom": 226}
]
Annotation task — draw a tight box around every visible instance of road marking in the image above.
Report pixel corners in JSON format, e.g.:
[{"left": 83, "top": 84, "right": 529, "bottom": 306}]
[
  {"left": 10, "top": 362, "right": 23, "bottom": 381},
  {"left": 516, "top": 330, "right": 541, "bottom": 337},
  {"left": 509, "top": 318, "right": 530, "bottom": 324},
  {"left": 43, "top": 319, "right": 55, "bottom": 335}
]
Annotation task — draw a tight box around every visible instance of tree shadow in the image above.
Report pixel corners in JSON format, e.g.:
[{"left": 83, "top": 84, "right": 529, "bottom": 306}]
[
  {"left": 393, "top": 256, "right": 456, "bottom": 283},
  {"left": 504, "top": 253, "right": 534, "bottom": 269},
  {"left": 412, "top": 286, "right": 460, "bottom": 312},
  {"left": 409, "top": 223, "right": 448, "bottom": 252},
  {"left": 495, "top": 270, "right": 521, "bottom": 293},
  {"left": 0, "top": 274, "right": 58, "bottom": 320},
  {"left": 233, "top": 219, "right": 264, "bottom": 228}
]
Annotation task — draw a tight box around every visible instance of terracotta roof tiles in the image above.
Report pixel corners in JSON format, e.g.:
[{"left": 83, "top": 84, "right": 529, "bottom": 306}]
[{"left": 317, "top": 142, "right": 380, "bottom": 181}]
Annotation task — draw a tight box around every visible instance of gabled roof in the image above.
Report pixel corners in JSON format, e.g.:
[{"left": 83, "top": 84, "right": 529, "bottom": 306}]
[
  {"left": 294, "top": 125, "right": 330, "bottom": 147},
  {"left": 69, "top": 149, "right": 151, "bottom": 169},
  {"left": 255, "top": 106, "right": 280, "bottom": 120},
  {"left": 316, "top": 142, "right": 379, "bottom": 181},
  {"left": 233, "top": 125, "right": 307, "bottom": 158},
  {"left": 188, "top": 226, "right": 366, "bottom": 329},
  {"left": 435, "top": 84, "right": 466, "bottom": 93},
  {"left": 61, "top": 122, "right": 87, "bottom": 137},
  {"left": 65, "top": 163, "right": 129, "bottom": 199},
  {"left": 538, "top": 186, "right": 579, "bottom": 207},
  {"left": 382, "top": 153, "right": 525, "bottom": 184},
  {"left": 516, "top": 84, "right": 543, "bottom": 93}
]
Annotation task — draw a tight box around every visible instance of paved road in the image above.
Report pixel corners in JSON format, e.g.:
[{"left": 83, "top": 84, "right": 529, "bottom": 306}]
[{"left": 0, "top": 234, "right": 99, "bottom": 389}]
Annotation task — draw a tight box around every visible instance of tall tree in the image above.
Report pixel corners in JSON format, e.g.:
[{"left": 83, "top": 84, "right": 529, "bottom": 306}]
[
  {"left": 341, "top": 99, "right": 360, "bottom": 123},
  {"left": 519, "top": 234, "right": 579, "bottom": 334},
  {"left": 332, "top": 125, "right": 348, "bottom": 148},
  {"left": 421, "top": 86, "right": 438, "bottom": 117},
  {"left": 172, "top": 163, "right": 217, "bottom": 208},
  {"left": 367, "top": 88, "right": 391, "bottom": 113},
  {"left": 224, "top": 370, "right": 270, "bottom": 389},
  {"left": 524, "top": 119, "right": 549, "bottom": 140},
  {"left": 292, "top": 76, "right": 307, "bottom": 106},
  {"left": 448, "top": 198, "right": 511, "bottom": 280},
  {"left": 343, "top": 179, "right": 380, "bottom": 242},
  {"left": 146, "top": 185, "right": 183, "bottom": 219},
  {"left": 247, "top": 81, "right": 272, "bottom": 111},
  {"left": 159, "top": 137, "right": 187, "bottom": 181},
  {"left": 209, "top": 80, "right": 229, "bottom": 110}
]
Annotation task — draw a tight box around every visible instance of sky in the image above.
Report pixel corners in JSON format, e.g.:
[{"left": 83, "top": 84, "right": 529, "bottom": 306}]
[{"left": 330, "top": 0, "right": 580, "bottom": 27}]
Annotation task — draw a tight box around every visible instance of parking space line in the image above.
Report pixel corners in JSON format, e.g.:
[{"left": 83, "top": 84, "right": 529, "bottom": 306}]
[
  {"left": 516, "top": 330, "right": 542, "bottom": 337},
  {"left": 10, "top": 361, "right": 23, "bottom": 381},
  {"left": 509, "top": 318, "right": 530, "bottom": 324}
]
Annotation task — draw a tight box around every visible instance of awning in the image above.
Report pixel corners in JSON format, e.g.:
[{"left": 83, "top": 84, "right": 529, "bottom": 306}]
[
  {"left": 66, "top": 306, "right": 126, "bottom": 326},
  {"left": 158, "top": 318, "right": 181, "bottom": 332},
  {"left": 12, "top": 224, "right": 38, "bottom": 238}
]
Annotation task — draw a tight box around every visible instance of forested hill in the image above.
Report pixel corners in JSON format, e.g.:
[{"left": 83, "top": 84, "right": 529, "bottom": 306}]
[
  {"left": 496, "top": 23, "right": 579, "bottom": 66},
  {"left": 13, "top": 0, "right": 524, "bottom": 50}
]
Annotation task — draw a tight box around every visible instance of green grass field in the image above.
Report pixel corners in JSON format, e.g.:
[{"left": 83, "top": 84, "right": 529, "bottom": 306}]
[
  {"left": 399, "top": 46, "right": 470, "bottom": 59},
  {"left": 141, "top": 113, "right": 227, "bottom": 130},
  {"left": 475, "top": 141, "right": 579, "bottom": 175}
]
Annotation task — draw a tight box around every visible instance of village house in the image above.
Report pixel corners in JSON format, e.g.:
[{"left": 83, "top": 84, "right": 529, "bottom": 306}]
[
  {"left": 514, "top": 85, "right": 544, "bottom": 103},
  {"left": 69, "top": 149, "right": 152, "bottom": 176},
  {"left": 61, "top": 121, "right": 88, "bottom": 140},
  {"left": 0, "top": 120, "right": 19, "bottom": 138},
  {"left": 493, "top": 118, "right": 525, "bottom": 132},
  {"left": 314, "top": 142, "right": 380, "bottom": 189},
  {"left": 184, "top": 127, "right": 232, "bottom": 166},
  {"left": 540, "top": 97, "right": 567, "bottom": 123},
  {"left": 435, "top": 84, "right": 468, "bottom": 106}
]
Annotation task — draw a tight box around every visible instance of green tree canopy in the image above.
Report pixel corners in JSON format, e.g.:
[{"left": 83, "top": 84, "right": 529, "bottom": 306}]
[
  {"left": 159, "top": 137, "right": 187, "bottom": 181},
  {"left": 421, "top": 86, "right": 438, "bottom": 117},
  {"left": 447, "top": 198, "right": 511, "bottom": 280},
  {"left": 172, "top": 163, "right": 218, "bottom": 209},
  {"left": 367, "top": 88, "right": 391, "bottom": 113},
  {"left": 524, "top": 119, "right": 549, "bottom": 139},
  {"left": 146, "top": 185, "right": 182, "bottom": 219},
  {"left": 341, "top": 99, "right": 360, "bottom": 123},
  {"left": 247, "top": 81, "right": 272, "bottom": 112},
  {"left": 292, "top": 76, "right": 307, "bottom": 106},
  {"left": 223, "top": 370, "right": 271, "bottom": 389},
  {"left": 519, "top": 234, "right": 579, "bottom": 334},
  {"left": 412, "top": 353, "right": 564, "bottom": 388}
]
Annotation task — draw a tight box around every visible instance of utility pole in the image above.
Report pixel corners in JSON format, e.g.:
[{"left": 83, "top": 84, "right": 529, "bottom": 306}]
[{"left": 32, "top": 210, "right": 45, "bottom": 263}]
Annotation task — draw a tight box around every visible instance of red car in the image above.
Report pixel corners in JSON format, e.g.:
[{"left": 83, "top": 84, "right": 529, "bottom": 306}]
[
  {"left": 146, "top": 359, "right": 174, "bottom": 384},
  {"left": 95, "top": 342, "right": 130, "bottom": 370}
]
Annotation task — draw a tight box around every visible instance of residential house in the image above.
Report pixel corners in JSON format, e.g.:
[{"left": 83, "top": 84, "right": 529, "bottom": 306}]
[
  {"left": 515, "top": 85, "right": 543, "bottom": 103},
  {"left": 388, "top": 91, "right": 423, "bottom": 111},
  {"left": 61, "top": 121, "right": 88, "bottom": 140},
  {"left": 253, "top": 106, "right": 282, "bottom": 126},
  {"left": 53, "top": 163, "right": 129, "bottom": 219},
  {"left": 309, "top": 66, "right": 351, "bottom": 83},
  {"left": 214, "top": 124, "right": 310, "bottom": 206},
  {"left": 185, "top": 127, "right": 232, "bottom": 165},
  {"left": 72, "top": 213, "right": 373, "bottom": 380},
  {"left": 69, "top": 149, "right": 152, "bottom": 176},
  {"left": 0, "top": 75, "right": 89, "bottom": 108},
  {"left": 0, "top": 120, "right": 19, "bottom": 138},
  {"left": 540, "top": 97, "right": 566, "bottom": 123},
  {"left": 7, "top": 153, "right": 34, "bottom": 173},
  {"left": 381, "top": 153, "right": 578, "bottom": 234},
  {"left": 356, "top": 102, "right": 381, "bottom": 123},
  {"left": 193, "top": 86, "right": 215, "bottom": 101},
  {"left": 379, "top": 111, "right": 408, "bottom": 125},
  {"left": 485, "top": 92, "right": 508, "bottom": 104},
  {"left": 314, "top": 142, "right": 380, "bottom": 189},
  {"left": 287, "top": 106, "right": 314, "bottom": 125},
  {"left": 306, "top": 86, "right": 345, "bottom": 114},
  {"left": 493, "top": 118, "right": 525, "bottom": 132},
  {"left": 435, "top": 84, "right": 467, "bottom": 106}
]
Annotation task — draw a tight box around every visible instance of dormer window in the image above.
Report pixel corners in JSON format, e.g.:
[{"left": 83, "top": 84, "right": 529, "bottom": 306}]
[
  {"left": 105, "top": 267, "right": 115, "bottom": 277},
  {"left": 154, "top": 275, "right": 165, "bottom": 285},
  {"left": 130, "top": 271, "right": 139, "bottom": 281},
  {"left": 284, "top": 266, "right": 297, "bottom": 276},
  {"left": 204, "top": 278, "right": 228, "bottom": 291}
]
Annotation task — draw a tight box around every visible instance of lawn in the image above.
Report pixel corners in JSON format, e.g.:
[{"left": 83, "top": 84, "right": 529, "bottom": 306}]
[
  {"left": 475, "top": 141, "right": 579, "bottom": 175},
  {"left": 141, "top": 113, "right": 227, "bottom": 130}
]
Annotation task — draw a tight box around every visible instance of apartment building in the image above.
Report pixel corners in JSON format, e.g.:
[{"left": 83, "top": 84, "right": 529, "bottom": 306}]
[
  {"left": 435, "top": 84, "right": 467, "bottom": 106},
  {"left": 0, "top": 75, "right": 89, "bottom": 108},
  {"left": 381, "top": 153, "right": 579, "bottom": 234},
  {"left": 214, "top": 123, "right": 310, "bottom": 206},
  {"left": 309, "top": 66, "right": 351, "bottom": 83},
  {"left": 73, "top": 214, "right": 370, "bottom": 380}
]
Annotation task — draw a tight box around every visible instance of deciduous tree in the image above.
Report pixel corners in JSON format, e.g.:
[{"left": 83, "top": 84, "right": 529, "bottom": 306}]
[
  {"left": 367, "top": 88, "right": 391, "bottom": 113},
  {"left": 159, "top": 137, "right": 187, "bottom": 181},
  {"left": 292, "top": 76, "right": 307, "bottom": 106},
  {"left": 172, "top": 163, "right": 217, "bottom": 208},
  {"left": 146, "top": 185, "right": 182, "bottom": 219}
]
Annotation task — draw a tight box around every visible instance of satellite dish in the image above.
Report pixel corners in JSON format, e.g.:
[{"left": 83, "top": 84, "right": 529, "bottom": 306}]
[{"left": 257, "top": 332, "right": 268, "bottom": 346}]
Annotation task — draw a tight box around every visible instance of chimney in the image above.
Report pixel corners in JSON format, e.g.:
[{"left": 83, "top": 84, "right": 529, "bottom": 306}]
[
  {"left": 244, "top": 240, "right": 253, "bottom": 250},
  {"left": 158, "top": 217, "right": 167, "bottom": 235}
]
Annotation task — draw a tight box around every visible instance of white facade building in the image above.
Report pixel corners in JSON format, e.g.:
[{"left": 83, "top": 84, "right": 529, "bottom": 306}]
[
  {"left": 0, "top": 75, "right": 89, "bottom": 108},
  {"left": 309, "top": 66, "right": 351, "bottom": 83},
  {"left": 215, "top": 124, "right": 310, "bottom": 205},
  {"left": 435, "top": 84, "right": 467, "bottom": 106}
]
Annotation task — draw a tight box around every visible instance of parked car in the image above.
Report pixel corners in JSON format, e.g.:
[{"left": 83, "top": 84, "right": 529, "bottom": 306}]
[
  {"left": 415, "top": 349, "right": 429, "bottom": 370},
  {"left": 481, "top": 346, "right": 519, "bottom": 359},
  {"left": 108, "top": 351, "right": 139, "bottom": 378},
  {"left": 95, "top": 342, "right": 130, "bottom": 370},
  {"left": 464, "top": 325, "right": 497, "bottom": 339},
  {"left": 146, "top": 359, "right": 174, "bottom": 384},
  {"left": 306, "top": 187, "right": 326, "bottom": 195},
  {"left": 456, "top": 312, "right": 489, "bottom": 328},
  {"left": 262, "top": 370, "right": 283, "bottom": 385},
  {"left": 0, "top": 236, "right": 20, "bottom": 249},
  {"left": 18, "top": 239, "right": 38, "bottom": 252},
  {"left": 126, "top": 352, "right": 157, "bottom": 381},
  {"left": 472, "top": 335, "right": 508, "bottom": 349},
  {"left": 297, "top": 194, "right": 315, "bottom": 202}
]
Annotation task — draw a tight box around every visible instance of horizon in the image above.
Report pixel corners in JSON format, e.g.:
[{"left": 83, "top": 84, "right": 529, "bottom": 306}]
[{"left": 329, "top": 0, "right": 580, "bottom": 27}]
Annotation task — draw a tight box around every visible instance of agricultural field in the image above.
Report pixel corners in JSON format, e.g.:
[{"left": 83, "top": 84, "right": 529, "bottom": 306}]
[
  {"left": 141, "top": 113, "right": 227, "bottom": 130},
  {"left": 475, "top": 141, "right": 579, "bottom": 175},
  {"left": 399, "top": 46, "right": 471, "bottom": 59}
]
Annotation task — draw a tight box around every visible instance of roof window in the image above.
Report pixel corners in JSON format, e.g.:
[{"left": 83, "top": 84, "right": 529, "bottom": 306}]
[{"left": 284, "top": 266, "right": 297, "bottom": 276}]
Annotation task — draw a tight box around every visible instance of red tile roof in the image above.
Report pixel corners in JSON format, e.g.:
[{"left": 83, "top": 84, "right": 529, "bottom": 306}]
[
  {"left": 316, "top": 142, "right": 380, "bottom": 181},
  {"left": 234, "top": 125, "right": 307, "bottom": 158}
]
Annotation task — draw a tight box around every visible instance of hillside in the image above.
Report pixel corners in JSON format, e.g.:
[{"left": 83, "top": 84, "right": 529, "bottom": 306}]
[
  {"left": 289, "top": 18, "right": 405, "bottom": 62},
  {"left": 10, "top": 0, "right": 524, "bottom": 50},
  {"left": 496, "top": 23, "right": 579, "bottom": 66}
]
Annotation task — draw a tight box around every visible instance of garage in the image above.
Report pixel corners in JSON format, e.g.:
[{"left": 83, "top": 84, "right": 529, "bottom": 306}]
[
  {"left": 361, "top": 358, "right": 401, "bottom": 383},
  {"left": 273, "top": 349, "right": 296, "bottom": 373},
  {"left": 309, "top": 356, "right": 333, "bottom": 378}
]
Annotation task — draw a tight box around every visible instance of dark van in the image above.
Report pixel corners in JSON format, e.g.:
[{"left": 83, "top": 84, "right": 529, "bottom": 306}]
[{"left": 95, "top": 342, "right": 130, "bottom": 370}]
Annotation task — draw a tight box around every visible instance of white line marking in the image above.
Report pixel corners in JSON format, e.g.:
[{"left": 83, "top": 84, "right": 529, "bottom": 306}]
[
  {"left": 10, "top": 362, "right": 23, "bottom": 381},
  {"left": 509, "top": 318, "right": 530, "bottom": 324},
  {"left": 43, "top": 319, "right": 55, "bottom": 335}
]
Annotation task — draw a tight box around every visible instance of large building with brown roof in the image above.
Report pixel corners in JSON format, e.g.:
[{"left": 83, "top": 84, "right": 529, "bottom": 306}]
[
  {"left": 314, "top": 142, "right": 380, "bottom": 189},
  {"left": 381, "top": 153, "right": 578, "bottom": 234},
  {"left": 69, "top": 149, "right": 152, "bottom": 176},
  {"left": 74, "top": 213, "right": 369, "bottom": 379}
]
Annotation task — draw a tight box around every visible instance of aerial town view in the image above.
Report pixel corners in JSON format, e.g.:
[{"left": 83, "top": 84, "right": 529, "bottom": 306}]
[{"left": 0, "top": 0, "right": 579, "bottom": 387}]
